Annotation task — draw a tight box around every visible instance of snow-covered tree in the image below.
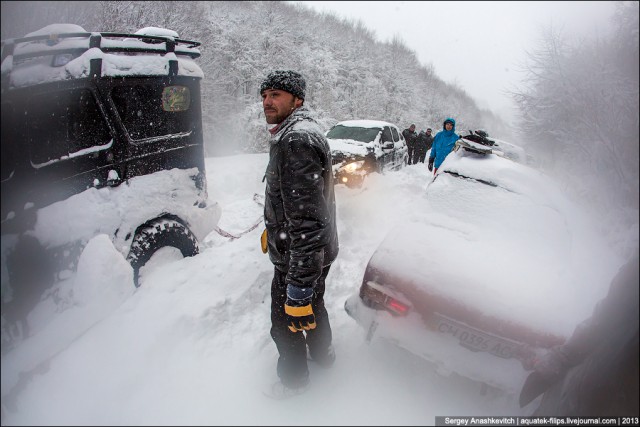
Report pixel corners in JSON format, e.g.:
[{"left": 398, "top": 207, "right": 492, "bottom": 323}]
[
  {"left": 513, "top": 1, "right": 639, "bottom": 256},
  {"left": 2, "top": 1, "right": 511, "bottom": 155}
]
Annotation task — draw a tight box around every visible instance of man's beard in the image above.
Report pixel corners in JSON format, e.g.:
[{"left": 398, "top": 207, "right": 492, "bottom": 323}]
[{"left": 264, "top": 101, "right": 296, "bottom": 124}]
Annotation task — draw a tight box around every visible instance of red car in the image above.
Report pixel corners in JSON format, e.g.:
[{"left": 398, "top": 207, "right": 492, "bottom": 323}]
[{"left": 344, "top": 142, "right": 616, "bottom": 393}]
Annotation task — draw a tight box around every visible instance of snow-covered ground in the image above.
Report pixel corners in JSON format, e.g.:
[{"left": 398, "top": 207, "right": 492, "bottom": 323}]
[{"left": 1, "top": 152, "right": 627, "bottom": 425}]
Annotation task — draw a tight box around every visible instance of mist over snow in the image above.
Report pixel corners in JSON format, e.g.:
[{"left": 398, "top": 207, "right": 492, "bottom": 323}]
[
  {"left": 0, "top": 2, "right": 637, "bottom": 423},
  {"left": 1, "top": 150, "right": 629, "bottom": 425}
]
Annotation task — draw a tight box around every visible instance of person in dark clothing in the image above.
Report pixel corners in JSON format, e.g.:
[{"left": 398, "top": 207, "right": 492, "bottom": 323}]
[
  {"left": 414, "top": 128, "right": 434, "bottom": 164},
  {"left": 425, "top": 128, "right": 433, "bottom": 150},
  {"left": 519, "top": 251, "right": 639, "bottom": 416},
  {"left": 260, "top": 70, "right": 339, "bottom": 399},
  {"left": 402, "top": 124, "right": 418, "bottom": 165}
]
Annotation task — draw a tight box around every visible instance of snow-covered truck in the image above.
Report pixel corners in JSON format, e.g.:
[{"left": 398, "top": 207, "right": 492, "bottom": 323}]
[{"left": 1, "top": 24, "right": 220, "bottom": 336}]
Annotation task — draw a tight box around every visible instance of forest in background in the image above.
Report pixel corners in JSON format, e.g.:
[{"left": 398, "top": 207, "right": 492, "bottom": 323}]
[
  {"left": 1, "top": 1, "right": 510, "bottom": 154},
  {"left": 1, "top": 1, "right": 638, "bottom": 257}
]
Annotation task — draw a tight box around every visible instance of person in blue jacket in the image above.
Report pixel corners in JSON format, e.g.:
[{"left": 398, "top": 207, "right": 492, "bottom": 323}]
[{"left": 428, "top": 117, "right": 459, "bottom": 174}]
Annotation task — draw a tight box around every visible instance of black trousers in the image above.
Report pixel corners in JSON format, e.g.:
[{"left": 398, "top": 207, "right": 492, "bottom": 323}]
[
  {"left": 407, "top": 144, "right": 416, "bottom": 164},
  {"left": 270, "top": 265, "right": 333, "bottom": 386}
]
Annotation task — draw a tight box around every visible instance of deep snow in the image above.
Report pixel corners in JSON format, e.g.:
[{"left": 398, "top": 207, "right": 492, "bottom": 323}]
[{"left": 1, "top": 152, "right": 628, "bottom": 425}]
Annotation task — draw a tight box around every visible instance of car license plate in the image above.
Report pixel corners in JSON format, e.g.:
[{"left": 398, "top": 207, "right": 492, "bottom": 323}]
[{"left": 430, "top": 313, "right": 522, "bottom": 359}]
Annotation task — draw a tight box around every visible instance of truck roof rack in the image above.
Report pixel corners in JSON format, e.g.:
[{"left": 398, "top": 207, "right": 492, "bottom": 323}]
[
  {"left": 1, "top": 30, "right": 202, "bottom": 86},
  {"left": 1, "top": 31, "right": 201, "bottom": 64}
]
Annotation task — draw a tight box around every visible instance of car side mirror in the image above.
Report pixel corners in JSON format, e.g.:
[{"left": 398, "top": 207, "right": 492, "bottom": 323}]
[{"left": 383, "top": 142, "right": 394, "bottom": 150}]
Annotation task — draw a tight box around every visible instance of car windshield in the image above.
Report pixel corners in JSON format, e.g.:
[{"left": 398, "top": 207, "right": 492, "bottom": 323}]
[{"left": 326, "top": 125, "right": 380, "bottom": 143}]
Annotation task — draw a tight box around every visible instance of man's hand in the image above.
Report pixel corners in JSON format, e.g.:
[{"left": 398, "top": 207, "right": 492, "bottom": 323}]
[
  {"left": 427, "top": 158, "right": 434, "bottom": 171},
  {"left": 519, "top": 347, "right": 570, "bottom": 407},
  {"left": 284, "top": 285, "right": 316, "bottom": 332}
]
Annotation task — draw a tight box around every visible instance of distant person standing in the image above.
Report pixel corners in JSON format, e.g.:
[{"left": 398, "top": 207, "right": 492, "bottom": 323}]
[
  {"left": 402, "top": 124, "right": 418, "bottom": 165},
  {"left": 424, "top": 128, "right": 434, "bottom": 150},
  {"left": 428, "top": 118, "right": 458, "bottom": 174},
  {"left": 414, "top": 127, "right": 434, "bottom": 164}
]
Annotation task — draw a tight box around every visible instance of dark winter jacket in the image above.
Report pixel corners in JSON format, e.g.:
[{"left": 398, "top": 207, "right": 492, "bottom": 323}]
[
  {"left": 416, "top": 131, "right": 434, "bottom": 152},
  {"left": 429, "top": 118, "right": 459, "bottom": 169},
  {"left": 402, "top": 128, "right": 417, "bottom": 148},
  {"left": 264, "top": 106, "right": 339, "bottom": 290},
  {"left": 523, "top": 252, "right": 639, "bottom": 416}
]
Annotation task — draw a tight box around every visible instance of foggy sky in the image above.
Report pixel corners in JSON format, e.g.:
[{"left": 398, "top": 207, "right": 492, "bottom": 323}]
[{"left": 295, "top": 1, "right": 618, "bottom": 123}]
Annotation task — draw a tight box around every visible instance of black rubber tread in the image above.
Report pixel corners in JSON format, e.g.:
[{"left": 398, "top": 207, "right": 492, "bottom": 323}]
[{"left": 126, "top": 219, "right": 198, "bottom": 287}]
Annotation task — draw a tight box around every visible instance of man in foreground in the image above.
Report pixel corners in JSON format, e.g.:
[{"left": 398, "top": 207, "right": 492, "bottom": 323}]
[{"left": 260, "top": 70, "right": 339, "bottom": 399}]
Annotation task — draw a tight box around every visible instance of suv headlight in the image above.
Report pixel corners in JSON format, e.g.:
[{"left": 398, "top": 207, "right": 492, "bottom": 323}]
[{"left": 340, "top": 160, "right": 365, "bottom": 174}]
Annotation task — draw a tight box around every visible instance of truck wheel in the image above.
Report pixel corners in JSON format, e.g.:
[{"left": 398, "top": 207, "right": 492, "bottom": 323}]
[{"left": 126, "top": 219, "right": 199, "bottom": 287}]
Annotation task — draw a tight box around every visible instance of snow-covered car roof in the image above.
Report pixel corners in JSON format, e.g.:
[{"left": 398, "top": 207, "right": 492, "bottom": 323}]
[
  {"left": 1, "top": 23, "right": 203, "bottom": 89},
  {"left": 457, "top": 133, "right": 529, "bottom": 165},
  {"left": 332, "top": 119, "right": 398, "bottom": 129},
  {"left": 490, "top": 137, "right": 528, "bottom": 164}
]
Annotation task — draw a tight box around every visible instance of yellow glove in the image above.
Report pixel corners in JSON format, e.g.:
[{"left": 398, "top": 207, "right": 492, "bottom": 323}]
[
  {"left": 284, "top": 285, "right": 316, "bottom": 332},
  {"left": 260, "top": 229, "right": 268, "bottom": 254}
]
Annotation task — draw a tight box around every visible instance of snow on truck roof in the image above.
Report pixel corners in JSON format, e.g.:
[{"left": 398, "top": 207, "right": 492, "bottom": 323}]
[
  {"left": 1, "top": 24, "right": 203, "bottom": 89},
  {"left": 23, "top": 23, "right": 88, "bottom": 37}
]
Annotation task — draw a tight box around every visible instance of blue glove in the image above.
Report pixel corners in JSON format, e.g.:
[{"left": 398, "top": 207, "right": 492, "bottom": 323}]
[{"left": 284, "top": 285, "right": 316, "bottom": 333}]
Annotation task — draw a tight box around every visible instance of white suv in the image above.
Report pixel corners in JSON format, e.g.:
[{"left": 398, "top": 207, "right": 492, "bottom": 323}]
[{"left": 326, "top": 119, "right": 408, "bottom": 188}]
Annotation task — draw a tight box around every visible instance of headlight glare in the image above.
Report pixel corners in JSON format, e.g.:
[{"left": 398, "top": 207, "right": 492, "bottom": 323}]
[{"left": 341, "top": 160, "right": 365, "bottom": 173}]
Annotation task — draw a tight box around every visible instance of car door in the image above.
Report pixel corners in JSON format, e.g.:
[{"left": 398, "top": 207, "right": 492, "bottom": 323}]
[
  {"left": 390, "top": 126, "right": 407, "bottom": 169},
  {"left": 18, "top": 85, "right": 117, "bottom": 211},
  {"left": 379, "top": 126, "right": 395, "bottom": 173}
]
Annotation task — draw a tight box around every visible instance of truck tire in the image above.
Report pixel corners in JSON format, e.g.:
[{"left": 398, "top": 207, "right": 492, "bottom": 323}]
[{"left": 126, "top": 219, "right": 199, "bottom": 287}]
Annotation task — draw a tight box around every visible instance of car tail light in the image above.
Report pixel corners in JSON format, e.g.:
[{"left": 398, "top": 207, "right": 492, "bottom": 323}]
[{"left": 360, "top": 280, "right": 411, "bottom": 316}]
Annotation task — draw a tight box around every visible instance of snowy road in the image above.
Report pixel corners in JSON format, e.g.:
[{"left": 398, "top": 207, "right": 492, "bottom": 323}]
[{"left": 2, "top": 153, "right": 537, "bottom": 425}]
